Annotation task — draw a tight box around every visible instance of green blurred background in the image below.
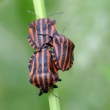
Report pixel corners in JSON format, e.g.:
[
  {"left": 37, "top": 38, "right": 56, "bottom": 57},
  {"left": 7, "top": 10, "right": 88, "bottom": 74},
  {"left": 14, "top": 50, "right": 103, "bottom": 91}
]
[{"left": 0, "top": 0, "right": 110, "bottom": 110}]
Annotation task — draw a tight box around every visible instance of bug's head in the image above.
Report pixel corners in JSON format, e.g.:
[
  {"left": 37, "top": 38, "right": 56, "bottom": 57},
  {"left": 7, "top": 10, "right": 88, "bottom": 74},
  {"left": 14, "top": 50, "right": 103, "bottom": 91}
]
[
  {"left": 43, "top": 90, "right": 48, "bottom": 93},
  {"left": 40, "top": 85, "right": 50, "bottom": 94},
  {"left": 38, "top": 87, "right": 49, "bottom": 96}
]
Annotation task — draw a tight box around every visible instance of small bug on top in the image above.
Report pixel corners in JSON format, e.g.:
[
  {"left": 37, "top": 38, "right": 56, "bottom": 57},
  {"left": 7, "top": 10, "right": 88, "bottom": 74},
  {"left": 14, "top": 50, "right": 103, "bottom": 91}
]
[
  {"left": 28, "top": 18, "right": 57, "bottom": 50},
  {"left": 28, "top": 44, "right": 61, "bottom": 96}
]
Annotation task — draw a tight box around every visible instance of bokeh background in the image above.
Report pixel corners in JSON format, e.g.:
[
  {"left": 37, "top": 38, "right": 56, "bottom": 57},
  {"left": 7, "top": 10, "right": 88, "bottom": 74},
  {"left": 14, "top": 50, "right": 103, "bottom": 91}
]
[{"left": 0, "top": 0, "right": 110, "bottom": 110}]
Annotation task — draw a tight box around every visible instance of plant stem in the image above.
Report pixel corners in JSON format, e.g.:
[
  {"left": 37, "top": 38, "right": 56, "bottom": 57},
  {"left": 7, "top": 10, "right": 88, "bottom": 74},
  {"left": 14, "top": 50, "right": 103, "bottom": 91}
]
[
  {"left": 48, "top": 88, "right": 61, "bottom": 110},
  {"left": 33, "top": 0, "right": 46, "bottom": 19},
  {"left": 32, "top": 0, "right": 61, "bottom": 110}
]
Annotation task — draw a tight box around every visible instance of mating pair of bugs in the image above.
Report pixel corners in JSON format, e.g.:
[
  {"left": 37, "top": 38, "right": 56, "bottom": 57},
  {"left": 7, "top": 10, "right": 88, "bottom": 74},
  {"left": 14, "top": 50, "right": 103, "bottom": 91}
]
[{"left": 28, "top": 17, "right": 75, "bottom": 96}]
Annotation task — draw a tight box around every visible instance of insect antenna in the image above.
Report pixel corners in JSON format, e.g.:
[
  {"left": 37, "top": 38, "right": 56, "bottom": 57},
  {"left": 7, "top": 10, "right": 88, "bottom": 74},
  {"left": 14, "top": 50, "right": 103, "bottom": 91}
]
[
  {"left": 27, "top": 10, "right": 64, "bottom": 18},
  {"left": 62, "top": 26, "right": 67, "bottom": 35},
  {"left": 47, "top": 12, "right": 64, "bottom": 18},
  {"left": 27, "top": 10, "right": 40, "bottom": 18},
  {"left": 49, "top": 90, "right": 62, "bottom": 100}
]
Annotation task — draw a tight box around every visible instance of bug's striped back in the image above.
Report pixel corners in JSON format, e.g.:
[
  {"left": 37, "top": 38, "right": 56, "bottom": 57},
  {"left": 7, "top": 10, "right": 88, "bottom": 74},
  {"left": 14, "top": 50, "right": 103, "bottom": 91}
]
[
  {"left": 51, "top": 34, "right": 75, "bottom": 71},
  {"left": 28, "top": 18, "right": 57, "bottom": 50},
  {"left": 28, "top": 48, "right": 59, "bottom": 93}
]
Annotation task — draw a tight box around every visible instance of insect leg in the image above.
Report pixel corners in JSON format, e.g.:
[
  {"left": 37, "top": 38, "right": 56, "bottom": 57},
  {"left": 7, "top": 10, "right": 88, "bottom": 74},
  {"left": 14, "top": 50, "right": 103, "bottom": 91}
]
[
  {"left": 28, "top": 53, "right": 36, "bottom": 72},
  {"left": 53, "top": 85, "right": 58, "bottom": 88},
  {"left": 57, "top": 78, "right": 62, "bottom": 81},
  {"left": 38, "top": 90, "right": 43, "bottom": 96}
]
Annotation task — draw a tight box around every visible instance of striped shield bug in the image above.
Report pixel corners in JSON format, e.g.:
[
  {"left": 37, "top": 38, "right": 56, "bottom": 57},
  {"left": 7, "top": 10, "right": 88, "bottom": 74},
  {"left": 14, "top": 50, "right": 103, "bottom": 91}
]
[
  {"left": 51, "top": 34, "right": 75, "bottom": 71},
  {"left": 28, "top": 45, "right": 61, "bottom": 96},
  {"left": 28, "top": 18, "right": 57, "bottom": 50}
]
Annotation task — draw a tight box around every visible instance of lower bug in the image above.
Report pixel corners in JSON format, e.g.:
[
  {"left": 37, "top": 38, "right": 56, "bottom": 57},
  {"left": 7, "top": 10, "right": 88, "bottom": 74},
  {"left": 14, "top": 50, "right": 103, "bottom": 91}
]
[{"left": 28, "top": 46, "right": 61, "bottom": 96}]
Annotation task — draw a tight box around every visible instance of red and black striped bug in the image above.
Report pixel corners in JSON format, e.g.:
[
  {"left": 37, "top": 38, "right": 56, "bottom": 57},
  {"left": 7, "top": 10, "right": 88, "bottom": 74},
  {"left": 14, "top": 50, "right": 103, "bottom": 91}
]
[
  {"left": 51, "top": 34, "right": 75, "bottom": 71},
  {"left": 28, "top": 18, "right": 57, "bottom": 50},
  {"left": 28, "top": 44, "right": 61, "bottom": 96}
]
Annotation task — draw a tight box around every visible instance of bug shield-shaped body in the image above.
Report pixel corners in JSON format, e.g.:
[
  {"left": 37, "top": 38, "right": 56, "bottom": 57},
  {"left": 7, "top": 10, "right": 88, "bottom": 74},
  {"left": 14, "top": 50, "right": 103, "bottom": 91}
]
[
  {"left": 28, "top": 18, "right": 57, "bottom": 50},
  {"left": 28, "top": 48, "right": 60, "bottom": 95},
  {"left": 51, "top": 34, "right": 75, "bottom": 71}
]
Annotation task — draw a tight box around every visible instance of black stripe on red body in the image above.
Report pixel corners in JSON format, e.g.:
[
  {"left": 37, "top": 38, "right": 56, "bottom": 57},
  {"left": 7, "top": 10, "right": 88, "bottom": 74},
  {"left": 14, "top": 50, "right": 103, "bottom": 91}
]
[
  {"left": 28, "top": 18, "right": 57, "bottom": 50},
  {"left": 51, "top": 34, "right": 75, "bottom": 71},
  {"left": 28, "top": 48, "right": 60, "bottom": 95}
]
